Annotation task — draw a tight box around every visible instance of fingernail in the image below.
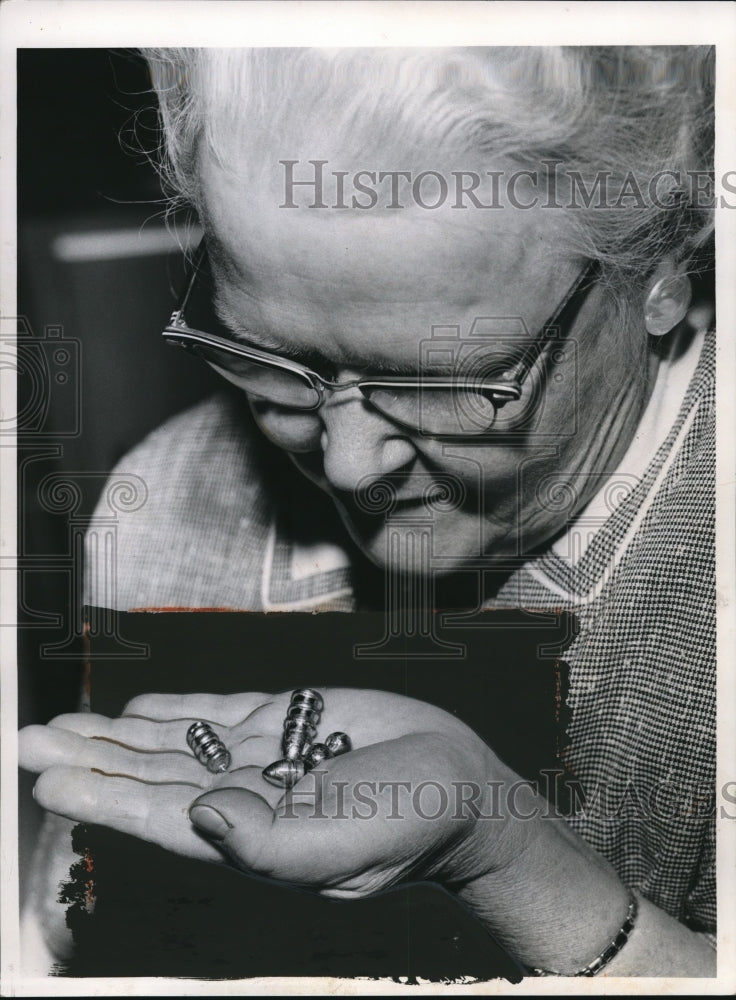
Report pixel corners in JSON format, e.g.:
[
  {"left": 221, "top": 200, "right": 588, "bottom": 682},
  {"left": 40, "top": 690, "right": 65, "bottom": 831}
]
[{"left": 189, "top": 804, "right": 232, "bottom": 841}]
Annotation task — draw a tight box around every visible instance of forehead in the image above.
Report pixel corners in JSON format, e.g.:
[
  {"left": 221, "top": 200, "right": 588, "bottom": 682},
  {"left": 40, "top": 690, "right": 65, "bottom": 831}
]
[{"left": 197, "top": 144, "right": 575, "bottom": 368}]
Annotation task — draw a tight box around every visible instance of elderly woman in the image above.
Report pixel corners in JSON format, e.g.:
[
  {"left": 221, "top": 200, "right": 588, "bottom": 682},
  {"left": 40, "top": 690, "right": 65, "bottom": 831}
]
[{"left": 20, "top": 46, "right": 716, "bottom": 977}]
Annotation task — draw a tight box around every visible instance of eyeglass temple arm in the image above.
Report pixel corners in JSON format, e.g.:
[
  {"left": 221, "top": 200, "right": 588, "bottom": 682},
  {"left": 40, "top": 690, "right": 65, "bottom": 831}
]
[
  {"left": 502, "top": 259, "right": 600, "bottom": 390},
  {"left": 177, "top": 239, "right": 210, "bottom": 318}
]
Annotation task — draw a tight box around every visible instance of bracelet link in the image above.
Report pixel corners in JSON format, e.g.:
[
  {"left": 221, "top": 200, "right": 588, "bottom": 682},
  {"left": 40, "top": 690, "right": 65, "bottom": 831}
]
[{"left": 528, "top": 889, "right": 639, "bottom": 977}]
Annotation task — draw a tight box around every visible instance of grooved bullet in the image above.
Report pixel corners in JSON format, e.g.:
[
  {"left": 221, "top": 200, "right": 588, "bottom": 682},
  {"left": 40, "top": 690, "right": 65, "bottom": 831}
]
[{"left": 186, "top": 721, "right": 231, "bottom": 774}]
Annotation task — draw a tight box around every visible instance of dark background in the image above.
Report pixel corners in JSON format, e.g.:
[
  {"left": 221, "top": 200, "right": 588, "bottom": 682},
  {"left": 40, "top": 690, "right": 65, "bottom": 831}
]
[
  {"left": 16, "top": 51, "right": 226, "bottom": 700},
  {"left": 18, "top": 48, "right": 221, "bottom": 723},
  {"left": 66, "top": 608, "right": 576, "bottom": 981},
  {"left": 17, "top": 49, "right": 219, "bottom": 911}
]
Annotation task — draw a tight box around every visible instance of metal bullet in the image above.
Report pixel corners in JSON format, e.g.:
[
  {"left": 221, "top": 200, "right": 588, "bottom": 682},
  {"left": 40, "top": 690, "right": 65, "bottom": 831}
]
[
  {"left": 324, "top": 732, "right": 352, "bottom": 757},
  {"left": 303, "top": 743, "right": 333, "bottom": 770},
  {"left": 186, "top": 721, "right": 232, "bottom": 774},
  {"left": 282, "top": 720, "right": 317, "bottom": 758},
  {"left": 291, "top": 688, "right": 324, "bottom": 713},
  {"left": 262, "top": 758, "right": 306, "bottom": 788},
  {"left": 282, "top": 689, "right": 323, "bottom": 761},
  {"left": 285, "top": 704, "right": 321, "bottom": 727}
]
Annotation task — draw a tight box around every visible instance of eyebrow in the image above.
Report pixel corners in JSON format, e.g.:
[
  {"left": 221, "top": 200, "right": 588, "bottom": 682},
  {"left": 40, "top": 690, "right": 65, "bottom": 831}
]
[
  {"left": 200, "top": 234, "right": 523, "bottom": 379},
  {"left": 226, "top": 319, "right": 430, "bottom": 376},
  {"left": 211, "top": 285, "right": 434, "bottom": 377},
  {"left": 211, "top": 292, "right": 530, "bottom": 379},
  {"left": 218, "top": 311, "right": 308, "bottom": 361},
  {"left": 212, "top": 299, "right": 337, "bottom": 369},
  {"left": 203, "top": 233, "right": 330, "bottom": 364}
]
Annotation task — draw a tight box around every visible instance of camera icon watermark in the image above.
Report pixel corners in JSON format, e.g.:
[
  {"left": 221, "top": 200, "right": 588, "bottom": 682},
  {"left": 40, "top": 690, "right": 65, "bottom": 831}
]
[
  {"left": 1, "top": 317, "right": 81, "bottom": 439},
  {"left": 417, "top": 318, "right": 578, "bottom": 440}
]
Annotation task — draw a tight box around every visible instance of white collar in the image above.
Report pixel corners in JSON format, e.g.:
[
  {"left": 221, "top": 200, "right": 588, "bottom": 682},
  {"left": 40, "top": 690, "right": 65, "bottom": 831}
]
[{"left": 550, "top": 324, "right": 707, "bottom": 565}]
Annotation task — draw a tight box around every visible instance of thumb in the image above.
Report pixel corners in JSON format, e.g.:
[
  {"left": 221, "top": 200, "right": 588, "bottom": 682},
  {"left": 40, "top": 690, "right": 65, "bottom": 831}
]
[{"left": 188, "top": 787, "right": 275, "bottom": 873}]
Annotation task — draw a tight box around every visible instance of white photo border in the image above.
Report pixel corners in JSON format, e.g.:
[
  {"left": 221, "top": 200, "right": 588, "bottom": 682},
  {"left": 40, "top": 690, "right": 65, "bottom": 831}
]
[{"left": 1, "top": 1, "right": 734, "bottom": 995}]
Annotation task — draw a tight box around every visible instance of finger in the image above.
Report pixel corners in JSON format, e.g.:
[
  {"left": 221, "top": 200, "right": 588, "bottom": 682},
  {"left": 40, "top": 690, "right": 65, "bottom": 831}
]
[
  {"left": 49, "top": 713, "right": 193, "bottom": 751},
  {"left": 188, "top": 766, "right": 361, "bottom": 885},
  {"left": 30, "top": 720, "right": 289, "bottom": 794},
  {"left": 188, "top": 777, "right": 373, "bottom": 889},
  {"left": 210, "top": 766, "right": 287, "bottom": 811},
  {"left": 189, "top": 786, "right": 278, "bottom": 874},
  {"left": 192, "top": 743, "right": 351, "bottom": 833},
  {"left": 20, "top": 725, "right": 208, "bottom": 785},
  {"left": 33, "top": 765, "right": 224, "bottom": 864},
  {"left": 48, "top": 713, "right": 229, "bottom": 753},
  {"left": 121, "top": 692, "right": 278, "bottom": 726},
  {"left": 49, "top": 712, "right": 114, "bottom": 733},
  {"left": 25, "top": 729, "right": 290, "bottom": 812},
  {"left": 49, "top": 700, "right": 284, "bottom": 753}
]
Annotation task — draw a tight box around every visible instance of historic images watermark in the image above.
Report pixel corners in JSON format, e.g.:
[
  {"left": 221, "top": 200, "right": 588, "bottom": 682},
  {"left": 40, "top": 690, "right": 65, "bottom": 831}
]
[
  {"left": 276, "top": 770, "right": 728, "bottom": 823},
  {"left": 279, "top": 160, "right": 734, "bottom": 211}
]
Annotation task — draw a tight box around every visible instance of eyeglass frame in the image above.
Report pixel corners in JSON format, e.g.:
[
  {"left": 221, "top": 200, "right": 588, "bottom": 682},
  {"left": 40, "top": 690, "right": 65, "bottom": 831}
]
[{"left": 162, "top": 239, "right": 600, "bottom": 435}]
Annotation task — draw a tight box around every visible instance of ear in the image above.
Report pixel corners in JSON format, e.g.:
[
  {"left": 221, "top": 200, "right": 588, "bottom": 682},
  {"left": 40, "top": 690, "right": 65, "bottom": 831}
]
[{"left": 644, "top": 259, "right": 692, "bottom": 337}]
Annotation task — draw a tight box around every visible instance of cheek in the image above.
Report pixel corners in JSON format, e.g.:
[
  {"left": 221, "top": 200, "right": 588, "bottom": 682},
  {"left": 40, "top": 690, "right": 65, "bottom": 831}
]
[{"left": 249, "top": 400, "right": 323, "bottom": 453}]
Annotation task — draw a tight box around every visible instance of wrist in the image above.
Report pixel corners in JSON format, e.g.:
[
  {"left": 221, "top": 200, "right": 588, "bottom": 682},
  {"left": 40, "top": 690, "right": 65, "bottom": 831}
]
[
  {"left": 449, "top": 780, "right": 631, "bottom": 973},
  {"left": 451, "top": 809, "right": 717, "bottom": 977},
  {"left": 527, "top": 888, "right": 639, "bottom": 977}
]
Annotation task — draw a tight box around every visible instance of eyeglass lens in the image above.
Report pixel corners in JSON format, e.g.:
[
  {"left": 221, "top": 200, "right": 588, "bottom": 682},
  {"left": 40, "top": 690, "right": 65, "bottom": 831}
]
[
  {"left": 195, "top": 339, "right": 500, "bottom": 434},
  {"left": 362, "top": 385, "right": 497, "bottom": 434},
  {"left": 189, "top": 343, "right": 321, "bottom": 409}
]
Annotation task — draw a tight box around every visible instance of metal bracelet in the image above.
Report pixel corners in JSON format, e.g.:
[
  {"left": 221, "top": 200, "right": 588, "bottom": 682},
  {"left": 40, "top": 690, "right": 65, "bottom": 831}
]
[{"left": 528, "top": 889, "right": 639, "bottom": 977}]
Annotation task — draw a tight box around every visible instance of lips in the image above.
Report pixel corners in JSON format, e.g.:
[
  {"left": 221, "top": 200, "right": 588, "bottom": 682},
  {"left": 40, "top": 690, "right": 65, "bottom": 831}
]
[
  {"left": 337, "top": 488, "right": 462, "bottom": 528},
  {"left": 287, "top": 451, "right": 471, "bottom": 536},
  {"left": 290, "top": 454, "right": 426, "bottom": 507}
]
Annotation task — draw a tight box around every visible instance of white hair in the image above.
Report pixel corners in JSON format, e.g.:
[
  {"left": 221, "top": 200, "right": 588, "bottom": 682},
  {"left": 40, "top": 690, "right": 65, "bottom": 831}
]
[{"left": 141, "top": 46, "right": 714, "bottom": 319}]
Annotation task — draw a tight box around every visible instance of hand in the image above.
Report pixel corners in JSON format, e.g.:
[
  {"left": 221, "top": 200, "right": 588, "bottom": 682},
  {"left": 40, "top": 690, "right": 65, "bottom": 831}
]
[
  {"left": 19, "top": 688, "right": 518, "bottom": 899},
  {"left": 19, "top": 687, "right": 717, "bottom": 975}
]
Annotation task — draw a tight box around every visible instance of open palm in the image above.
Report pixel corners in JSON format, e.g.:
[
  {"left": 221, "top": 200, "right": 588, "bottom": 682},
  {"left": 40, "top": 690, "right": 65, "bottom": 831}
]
[{"left": 20, "top": 688, "right": 512, "bottom": 898}]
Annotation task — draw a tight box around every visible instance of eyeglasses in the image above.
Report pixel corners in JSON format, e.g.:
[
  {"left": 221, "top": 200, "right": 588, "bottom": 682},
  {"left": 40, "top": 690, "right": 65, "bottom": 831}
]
[{"left": 163, "top": 241, "right": 599, "bottom": 437}]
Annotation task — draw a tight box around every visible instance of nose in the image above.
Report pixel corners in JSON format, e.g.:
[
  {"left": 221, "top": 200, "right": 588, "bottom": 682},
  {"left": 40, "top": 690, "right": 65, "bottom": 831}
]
[{"left": 319, "top": 389, "right": 416, "bottom": 494}]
